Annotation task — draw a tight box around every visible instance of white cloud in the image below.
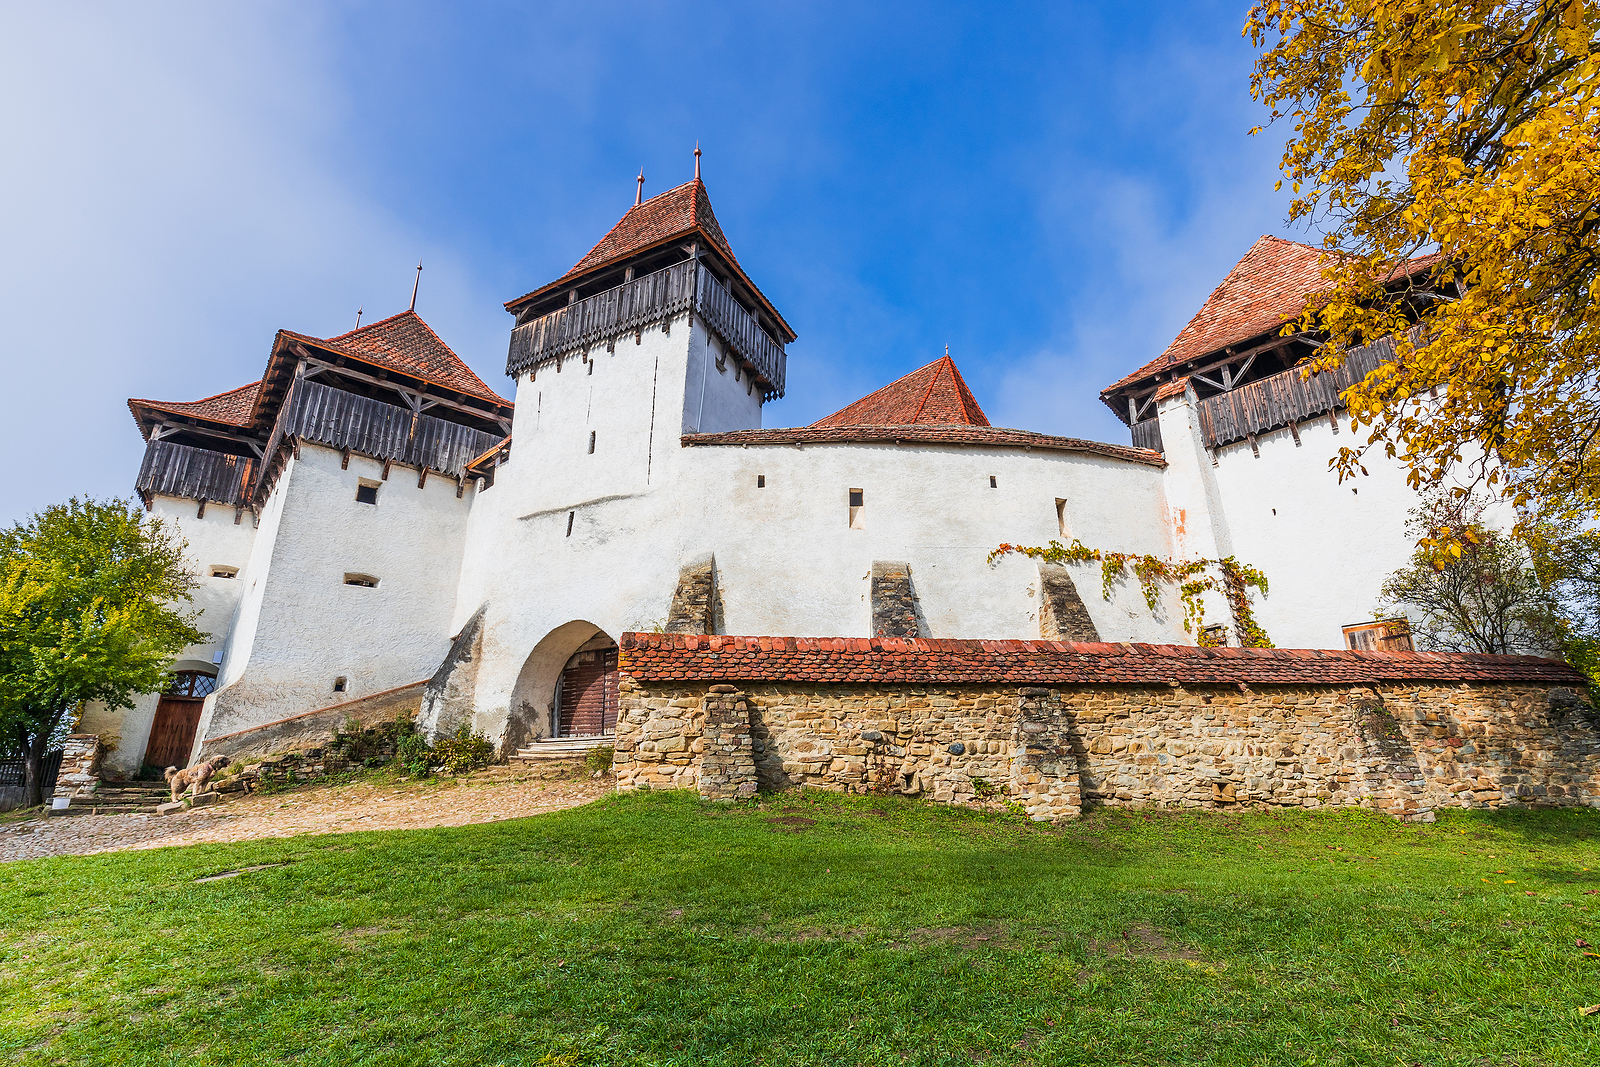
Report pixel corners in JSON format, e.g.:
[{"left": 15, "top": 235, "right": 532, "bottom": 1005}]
[{"left": 0, "top": 2, "right": 501, "bottom": 523}]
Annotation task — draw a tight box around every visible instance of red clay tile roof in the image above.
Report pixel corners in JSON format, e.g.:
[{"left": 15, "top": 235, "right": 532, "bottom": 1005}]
[
  {"left": 682, "top": 425, "right": 1164, "bottom": 466},
  {"left": 618, "top": 633, "right": 1585, "bottom": 687},
  {"left": 565, "top": 178, "right": 739, "bottom": 280},
  {"left": 127, "top": 381, "right": 262, "bottom": 437},
  {"left": 301, "top": 311, "right": 509, "bottom": 405},
  {"left": 504, "top": 179, "right": 795, "bottom": 342},
  {"left": 1102, "top": 236, "right": 1440, "bottom": 398},
  {"left": 813, "top": 355, "right": 989, "bottom": 428}
]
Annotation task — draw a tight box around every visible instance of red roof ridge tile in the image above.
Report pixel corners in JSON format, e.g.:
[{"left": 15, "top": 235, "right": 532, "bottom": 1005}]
[
  {"left": 682, "top": 424, "right": 1163, "bottom": 467},
  {"left": 615, "top": 632, "right": 1583, "bottom": 689}
]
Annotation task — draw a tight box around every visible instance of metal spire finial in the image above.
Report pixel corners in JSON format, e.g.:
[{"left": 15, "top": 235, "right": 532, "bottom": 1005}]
[
  {"left": 409, "top": 260, "right": 422, "bottom": 312},
  {"left": 694, "top": 141, "right": 701, "bottom": 180},
  {"left": 355, "top": 304, "right": 363, "bottom": 329},
  {"left": 636, "top": 168, "right": 644, "bottom": 206}
]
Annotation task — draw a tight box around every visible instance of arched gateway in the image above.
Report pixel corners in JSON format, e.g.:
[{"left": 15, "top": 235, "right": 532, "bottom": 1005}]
[{"left": 508, "top": 622, "right": 619, "bottom": 750}]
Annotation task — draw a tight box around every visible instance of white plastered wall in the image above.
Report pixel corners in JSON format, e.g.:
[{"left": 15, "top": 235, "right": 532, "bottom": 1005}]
[
  {"left": 80, "top": 493, "right": 257, "bottom": 776},
  {"left": 196, "top": 442, "right": 474, "bottom": 747},
  {"left": 1156, "top": 386, "right": 1459, "bottom": 650},
  {"left": 449, "top": 311, "right": 1188, "bottom": 749}
]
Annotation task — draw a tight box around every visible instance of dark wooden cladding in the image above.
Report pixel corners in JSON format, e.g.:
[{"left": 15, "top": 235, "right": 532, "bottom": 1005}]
[
  {"left": 1196, "top": 337, "right": 1392, "bottom": 450},
  {"left": 694, "top": 266, "right": 786, "bottom": 398},
  {"left": 558, "top": 649, "right": 619, "bottom": 737},
  {"left": 278, "top": 379, "right": 504, "bottom": 480},
  {"left": 506, "top": 259, "right": 787, "bottom": 397},
  {"left": 136, "top": 440, "right": 257, "bottom": 506},
  {"left": 1130, "top": 418, "right": 1163, "bottom": 453}
]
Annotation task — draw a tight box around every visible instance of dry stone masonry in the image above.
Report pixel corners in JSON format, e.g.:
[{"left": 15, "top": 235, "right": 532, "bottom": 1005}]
[
  {"left": 870, "top": 561, "right": 928, "bottom": 639},
  {"left": 614, "top": 633, "right": 1600, "bottom": 821}
]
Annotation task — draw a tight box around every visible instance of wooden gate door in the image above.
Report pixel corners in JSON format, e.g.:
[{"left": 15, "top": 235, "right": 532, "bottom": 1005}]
[
  {"left": 144, "top": 696, "right": 205, "bottom": 769},
  {"left": 557, "top": 649, "right": 619, "bottom": 737}
]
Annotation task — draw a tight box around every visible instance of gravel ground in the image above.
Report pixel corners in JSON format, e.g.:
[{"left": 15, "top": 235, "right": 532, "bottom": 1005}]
[{"left": 0, "top": 764, "right": 610, "bottom": 863}]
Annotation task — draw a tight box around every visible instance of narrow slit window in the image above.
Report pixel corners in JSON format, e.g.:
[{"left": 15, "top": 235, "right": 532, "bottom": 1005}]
[
  {"left": 209, "top": 566, "right": 238, "bottom": 579},
  {"left": 356, "top": 481, "right": 380, "bottom": 505},
  {"left": 990, "top": 476, "right": 997, "bottom": 488},
  {"left": 566, "top": 511, "right": 575, "bottom": 537},
  {"left": 1055, "top": 498, "right": 1068, "bottom": 538},
  {"left": 588, "top": 431, "right": 596, "bottom": 454},
  {"left": 848, "top": 488, "right": 865, "bottom": 529},
  {"left": 757, "top": 475, "right": 766, "bottom": 488},
  {"left": 343, "top": 573, "right": 379, "bottom": 588}
]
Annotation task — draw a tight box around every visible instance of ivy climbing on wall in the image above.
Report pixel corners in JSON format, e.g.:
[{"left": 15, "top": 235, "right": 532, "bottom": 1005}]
[{"left": 988, "top": 540, "right": 1274, "bottom": 648}]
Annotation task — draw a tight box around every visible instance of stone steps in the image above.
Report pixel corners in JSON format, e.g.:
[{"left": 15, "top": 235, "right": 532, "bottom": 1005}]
[
  {"left": 62, "top": 782, "right": 218, "bottom": 815},
  {"left": 511, "top": 737, "right": 612, "bottom": 762}
]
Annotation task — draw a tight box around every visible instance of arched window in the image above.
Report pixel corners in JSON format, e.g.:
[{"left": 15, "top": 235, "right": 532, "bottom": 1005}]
[{"left": 167, "top": 670, "right": 217, "bottom": 698}]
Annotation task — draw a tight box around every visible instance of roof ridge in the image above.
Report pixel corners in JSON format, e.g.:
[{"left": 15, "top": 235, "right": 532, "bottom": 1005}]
[
  {"left": 911, "top": 356, "right": 952, "bottom": 422},
  {"left": 287, "top": 312, "right": 510, "bottom": 406},
  {"left": 326, "top": 309, "right": 415, "bottom": 344},
  {"left": 129, "top": 380, "right": 261, "bottom": 409}
]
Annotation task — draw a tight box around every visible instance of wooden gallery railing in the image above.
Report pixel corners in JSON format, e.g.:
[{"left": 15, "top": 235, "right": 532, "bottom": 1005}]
[
  {"left": 136, "top": 440, "right": 257, "bottom": 507},
  {"left": 1130, "top": 418, "right": 1164, "bottom": 453},
  {"left": 272, "top": 378, "right": 505, "bottom": 481},
  {"left": 1196, "top": 337, "right": 1391, "bottom": 449},
  {"left": 505, "top": 258, "right": 788, "bottom": 398}
]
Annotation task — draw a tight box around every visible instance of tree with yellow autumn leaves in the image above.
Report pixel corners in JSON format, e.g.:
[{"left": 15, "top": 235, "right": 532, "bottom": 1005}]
[
  {"left": 1247, "top": 1, "right": 1599, "bottom": 534},
  {"left": 1247, "top": 2, "right": 1600, "bottom": 681}
]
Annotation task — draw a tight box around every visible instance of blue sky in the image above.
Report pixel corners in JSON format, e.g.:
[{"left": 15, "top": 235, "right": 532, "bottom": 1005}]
[{"left": 0, "top": 1, "right": 1296, "bottom": 524}]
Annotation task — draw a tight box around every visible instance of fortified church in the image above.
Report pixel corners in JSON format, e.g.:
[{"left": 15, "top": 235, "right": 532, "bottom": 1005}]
[{"left": 93, "top": 171, "right": 1458, "bottom": 778}]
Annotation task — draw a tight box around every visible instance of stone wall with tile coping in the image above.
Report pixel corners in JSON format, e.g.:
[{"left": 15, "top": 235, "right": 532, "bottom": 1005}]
[{"left": 614, "top": 675, "right": 1600, "bottom": 821}]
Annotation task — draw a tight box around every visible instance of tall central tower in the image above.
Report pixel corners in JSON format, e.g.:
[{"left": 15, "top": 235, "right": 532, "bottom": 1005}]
[{"left": 503, "top": 175, "right": 794, "bottom": 440}]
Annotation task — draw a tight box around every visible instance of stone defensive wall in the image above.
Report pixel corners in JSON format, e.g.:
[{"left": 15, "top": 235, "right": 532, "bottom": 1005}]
[{"left": 614, "top": 634, "right": 1600, "bottom": 821}]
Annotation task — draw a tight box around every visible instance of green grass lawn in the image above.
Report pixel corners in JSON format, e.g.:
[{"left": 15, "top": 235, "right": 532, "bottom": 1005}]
[{"left": 3, "top": 789, "right": 1599, "bottom": 1066}]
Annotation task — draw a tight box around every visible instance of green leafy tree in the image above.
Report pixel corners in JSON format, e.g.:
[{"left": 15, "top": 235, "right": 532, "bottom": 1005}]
[
  {"left": 1378, "top": 494, "right": 1563, "bottom": 655},
  {"left": 1527, "top": 522, "right": 1600, "bottom": 696},
  {"left": 0, "top": 499, "right": 203, "bottom": 807}
]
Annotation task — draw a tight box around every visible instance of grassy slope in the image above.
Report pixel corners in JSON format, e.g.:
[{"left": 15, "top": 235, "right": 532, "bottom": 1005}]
[{"left": 1, "top": 790, "right": 1598, "bottom": 1066}]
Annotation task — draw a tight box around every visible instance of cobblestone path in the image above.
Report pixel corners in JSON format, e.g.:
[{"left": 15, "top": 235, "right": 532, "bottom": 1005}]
[{"left": 0, "top": 764, "right": 609, "bottom": 863}]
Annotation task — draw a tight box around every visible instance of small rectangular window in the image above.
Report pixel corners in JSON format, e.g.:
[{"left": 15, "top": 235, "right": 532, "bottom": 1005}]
[
  {"left": 209, "top": 566, "right": 238, "bottom": 579},
  {"left": 333, "top": 676, "right": 347, "bottom": 693},
  {"left": 588, "top": 431, "right": 596, "bottom": 454},
  {"left": 356, "top": 482, "right": 379, "bottom": 505},
  {"left": 343, "top": 573, "right": 379, "bottom": 588},
  {"left": 849, "top": 489, "right": 864, "bottom": 507},
  {"left": 1056, "top": 498, "right": 1068, "bottom": 538},
  {"left": 848, "top": 488, "right": 864, "bottom": 529},
  {"left": 757, "top": 475, "right": 766, "bottom": 488},
  {"left": 990, "top": 476, "right": 997, "bottom": 488}
]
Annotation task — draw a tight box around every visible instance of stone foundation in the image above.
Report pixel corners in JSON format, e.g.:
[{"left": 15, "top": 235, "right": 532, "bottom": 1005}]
[{"left": 613, "top": 634, "right": 1600, "bottom": 821}]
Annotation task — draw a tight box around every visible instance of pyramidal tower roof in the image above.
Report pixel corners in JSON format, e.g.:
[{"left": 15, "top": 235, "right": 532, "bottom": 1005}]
[
  {"left": 564, "top": 178, "right": 739, "bottom": 280},
  {"left": 505, "top": 177, "right": 794, "bottom": 342},
  {"left": 813, "top": 355, "right": 990, "bottom": 428},
  {"left": 317, "top": 311, "right": 507, "bottom": 405}
]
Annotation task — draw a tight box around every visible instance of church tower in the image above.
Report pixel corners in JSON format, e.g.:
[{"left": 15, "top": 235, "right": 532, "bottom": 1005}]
[{"left": 502, "top": 169, "right": 793, "bottom": 438}]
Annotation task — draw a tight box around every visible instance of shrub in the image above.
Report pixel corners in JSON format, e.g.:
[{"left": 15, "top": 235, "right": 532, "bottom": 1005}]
[
  {"left": 397, "top": 731, "right": 433, "bottom": 778},
  {"left": 970, "top": 776, "right": 997, "bottom": 799},
  {"left": 431, "top": 725, "right": 495, "bottom": 776},
  {"left": 583, "top": 745, "right": 615, "bottom": 775}
]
